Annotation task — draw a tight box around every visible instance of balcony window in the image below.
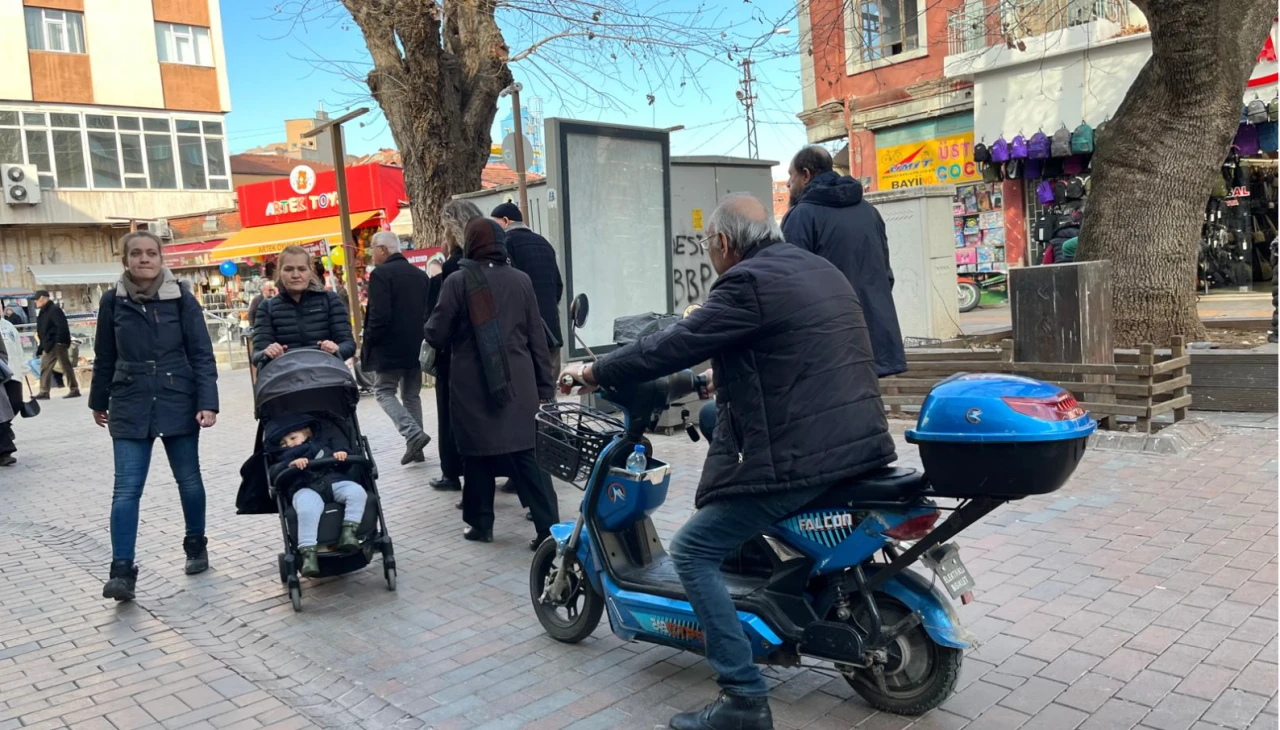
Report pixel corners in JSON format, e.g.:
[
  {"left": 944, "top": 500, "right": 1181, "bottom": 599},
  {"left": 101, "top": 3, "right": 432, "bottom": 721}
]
[
  {"left": 847, "top": 0, "right": 923, "bottom": 71},
  {"left": 155, "top": 22, "right": 214, "bottom": 67},
  {"left": 24, "top": 8, "right": 86, "bottom": 54},
  {"left": 0, "top": 108, "right": 230, "bottom": 192}
]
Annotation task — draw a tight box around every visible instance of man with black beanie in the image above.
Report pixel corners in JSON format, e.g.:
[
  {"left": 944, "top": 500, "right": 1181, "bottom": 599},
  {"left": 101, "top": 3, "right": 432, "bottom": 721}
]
[{"left": 492, "top": 202, "right": 563, "bottom": 374}]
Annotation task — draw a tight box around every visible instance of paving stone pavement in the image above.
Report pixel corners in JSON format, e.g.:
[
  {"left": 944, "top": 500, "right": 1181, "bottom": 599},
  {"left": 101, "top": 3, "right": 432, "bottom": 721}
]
[{"left": 0, "top": 374, "right": 1276, "bottom": 730}]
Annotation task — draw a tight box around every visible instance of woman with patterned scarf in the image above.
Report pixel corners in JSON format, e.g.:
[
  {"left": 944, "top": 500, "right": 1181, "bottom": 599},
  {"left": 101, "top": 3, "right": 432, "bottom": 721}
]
[{"left": 425, "top": 217, "right": 560, "bottom": 549}]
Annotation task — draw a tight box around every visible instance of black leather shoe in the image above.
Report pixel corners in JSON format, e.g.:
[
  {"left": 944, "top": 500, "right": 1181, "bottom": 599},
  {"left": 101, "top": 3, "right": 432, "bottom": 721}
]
[
  {"left": 498, "top": 478, "right": 516, "bottom": 494},
  {"left": 402, "top": 432, "right": 432, "bottom": 465},
  {"left": 462, "top": 526, "right": 493, "bottom": 543},
  {"left": 0, "top": 455, "right": 15, "bottom": 467},
  {"left": 530, "top": 534, "right": 550, "bottom": 552},
  {"left": 33, "top": 393, "right": 50, "bottom": 400},
  {"left": 102, "top": 560, "right": 138, "bottom": 602},
  {"left": 430, "top": 476, "right": 462, "bottom": 491},
  {"left": 668, "top": 693, "right": 773, "bottom": 730},
  {"left": 455, "top": 500, "right": 463, "bottom": 510},
  {"left": 64, "top": 391, "right": 81, "bottom": 399}
]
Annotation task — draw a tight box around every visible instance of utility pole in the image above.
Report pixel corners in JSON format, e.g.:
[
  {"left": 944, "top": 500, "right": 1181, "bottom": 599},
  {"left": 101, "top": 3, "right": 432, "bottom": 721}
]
[
  {"left": 736, "top": 58, "right": 759, "bottom": 159},
  {"left": 302, "top": 107, "right": 368, "bottom": 345},
  {"left": 500, "top": 82, "right": 530, "bottom": 220}
]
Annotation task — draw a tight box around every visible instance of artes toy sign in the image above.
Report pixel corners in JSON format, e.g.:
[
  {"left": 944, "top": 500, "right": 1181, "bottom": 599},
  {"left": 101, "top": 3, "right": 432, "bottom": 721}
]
[{"left": 237, "top": 163, "right": 407, "bottom": 229}]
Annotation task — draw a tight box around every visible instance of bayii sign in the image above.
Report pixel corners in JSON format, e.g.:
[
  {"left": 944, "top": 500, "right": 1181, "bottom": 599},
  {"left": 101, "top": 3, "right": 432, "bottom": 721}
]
[{"left": 236, "top": 163, "right": 408, "bottom": 229}]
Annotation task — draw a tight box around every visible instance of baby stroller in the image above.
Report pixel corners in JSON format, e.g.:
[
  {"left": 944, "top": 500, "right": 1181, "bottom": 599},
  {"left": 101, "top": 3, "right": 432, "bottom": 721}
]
[{"left": 241, "top": 347, "right": 395, "bottom": 611}]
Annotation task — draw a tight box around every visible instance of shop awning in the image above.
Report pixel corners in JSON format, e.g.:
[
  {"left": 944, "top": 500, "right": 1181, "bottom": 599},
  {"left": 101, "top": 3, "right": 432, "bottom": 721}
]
[
  {"left": 163, "top": 239, "right": 225, "bottom": 269},
  {"left": 27, "top": 263, "right": 121, "bottom": 286},
  {"left": 210, "top": 211, "right": 381, "bottom": 260}
]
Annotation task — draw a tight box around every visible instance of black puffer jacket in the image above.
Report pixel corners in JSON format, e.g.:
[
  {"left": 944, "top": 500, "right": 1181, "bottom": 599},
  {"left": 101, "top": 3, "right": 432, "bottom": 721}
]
[
  {"left": 36, "top": 300, "right": 71, "bottom": 354},
  {"left": 593, "top": 242, "right": 896, "bottom": 507},
  {"left": 252, "top": 284, "right": 356, "bottom": 361}
]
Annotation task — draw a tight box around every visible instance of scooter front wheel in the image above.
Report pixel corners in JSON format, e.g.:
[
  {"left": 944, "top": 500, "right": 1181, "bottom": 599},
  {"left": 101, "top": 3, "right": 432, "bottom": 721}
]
[
  {"left": 843, "top": 595, "right": 962, "bottom": 715},
  {"left": 529, "top": 537, "right": 603, "bottom": 643}
]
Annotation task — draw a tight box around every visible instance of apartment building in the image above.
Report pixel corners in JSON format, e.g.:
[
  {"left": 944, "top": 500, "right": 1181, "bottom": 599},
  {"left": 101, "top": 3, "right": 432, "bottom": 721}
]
[{"left": 0, "top": 0, "right": 233, "bottom": 312}]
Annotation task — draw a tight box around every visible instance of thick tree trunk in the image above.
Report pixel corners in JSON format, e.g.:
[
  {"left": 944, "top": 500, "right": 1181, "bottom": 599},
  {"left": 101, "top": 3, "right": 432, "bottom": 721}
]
[
  {"left": 1077, "top": 0, "right": 1274, "bottom": 347},
  {"left": 341, "top": 0, "right": 512, "bottom": 250}
]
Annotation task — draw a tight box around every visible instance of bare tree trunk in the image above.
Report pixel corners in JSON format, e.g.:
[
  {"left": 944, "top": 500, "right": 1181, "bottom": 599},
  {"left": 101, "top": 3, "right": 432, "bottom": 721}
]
[
  {"left": 341, "top": 0, "right": 512, "bottom": 250},
  {"left": 1077, "top": 0, "right": 1274, "bottom": 347}
]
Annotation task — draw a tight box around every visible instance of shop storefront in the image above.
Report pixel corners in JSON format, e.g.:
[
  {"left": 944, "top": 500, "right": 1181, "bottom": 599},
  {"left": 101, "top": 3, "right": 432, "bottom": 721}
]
[
  {"left": 874, "top": 114, "right": 1021, "bottom": 282},
  {"left": 211, "top": 163, "right": 407, "bottom": 302}
]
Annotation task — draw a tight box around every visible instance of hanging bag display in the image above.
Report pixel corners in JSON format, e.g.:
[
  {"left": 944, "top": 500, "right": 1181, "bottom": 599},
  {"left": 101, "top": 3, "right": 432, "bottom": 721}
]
[
  {"left": 990, "top": 136, "right": 1010, "bottom": 163},
  {"left": 1070, "top": 122, "right": 1094, "bottom": 154},
  {"left": 1051, "top": 125, "right": 1072, "bottom": 157},
  {"left": 1010, "top": 134, "right": 1029, "bottom": 159},
  {"left": 1246, "top": 97, "right": 1269, "bottom": 124},
  {"left": 973, "top": 141, "right": 991, "bottom": 164},
  {"left": 1029, "top": 131, "right": 1051, "bottom": 159},
  {"left": 1036, "top": 180, "right": 1056, "bottom": 205}
]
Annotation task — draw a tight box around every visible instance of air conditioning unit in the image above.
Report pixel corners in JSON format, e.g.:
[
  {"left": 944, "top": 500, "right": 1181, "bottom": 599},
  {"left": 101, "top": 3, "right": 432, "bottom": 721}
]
[
  {"left": 2, "top": 164, "right": 41, "bottom": 205},
  {"left": 154, "top": 218, "right": 173, "bottom": 239}
]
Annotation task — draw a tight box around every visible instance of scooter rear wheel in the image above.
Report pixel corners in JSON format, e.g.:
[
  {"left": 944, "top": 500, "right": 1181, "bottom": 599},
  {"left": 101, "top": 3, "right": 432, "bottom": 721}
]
[
  {"left": 842, "top": 595, "right": 962, "bottom": 715},
  {"left": 530, "top": 537, "right": 603, "bottom": 643},
  {"left": 957, "top": 281, "right": 981, "bottom": 313}
]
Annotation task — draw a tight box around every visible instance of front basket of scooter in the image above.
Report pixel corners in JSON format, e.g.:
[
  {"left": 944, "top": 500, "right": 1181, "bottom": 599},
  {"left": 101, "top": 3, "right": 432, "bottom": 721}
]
[{"left": 536, "top": 403, "right": 625, "bottom": 486}]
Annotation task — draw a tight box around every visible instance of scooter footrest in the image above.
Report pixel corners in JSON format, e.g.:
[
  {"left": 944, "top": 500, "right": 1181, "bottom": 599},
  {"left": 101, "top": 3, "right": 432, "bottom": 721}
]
[{"left": 799, "top": 621, "right": 864, "bottom": 663}]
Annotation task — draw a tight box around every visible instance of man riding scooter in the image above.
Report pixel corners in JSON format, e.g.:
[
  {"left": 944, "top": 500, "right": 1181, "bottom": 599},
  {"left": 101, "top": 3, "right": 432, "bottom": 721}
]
[{"left": 561, "top": 193, "right": 896, "bottom": 730}]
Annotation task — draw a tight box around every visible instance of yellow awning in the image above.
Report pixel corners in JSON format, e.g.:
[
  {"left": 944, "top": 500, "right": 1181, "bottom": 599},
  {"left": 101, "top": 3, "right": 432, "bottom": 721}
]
[{"left": 210, "top": 211, "right": 380, "bottom": 259}]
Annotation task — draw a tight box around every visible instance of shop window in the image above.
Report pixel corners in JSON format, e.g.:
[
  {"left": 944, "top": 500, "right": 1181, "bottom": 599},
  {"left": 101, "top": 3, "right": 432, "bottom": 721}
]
[
  {"left": 24, "top": 8, "right": 86, "bottom": 54},
  {"left": 848, "top": 0, "right": 922, "bottom": 68},
  {"left": 155, "top": 22, "right": 214, "bottom": 67}
]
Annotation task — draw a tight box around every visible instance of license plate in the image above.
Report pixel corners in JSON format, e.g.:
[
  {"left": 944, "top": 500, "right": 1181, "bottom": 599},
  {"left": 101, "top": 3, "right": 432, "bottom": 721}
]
[{"left": 923, "top": 543, "right": 976, "bottom": 599}]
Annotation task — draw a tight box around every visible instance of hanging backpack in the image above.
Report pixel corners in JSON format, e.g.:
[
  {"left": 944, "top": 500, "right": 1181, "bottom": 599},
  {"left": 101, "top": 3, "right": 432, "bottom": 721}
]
[
  {"left": 1268, "top": 97, "right": 1279, "bottom": 122},
  {"left": 1063, "top": 154, "right": 1087, "bottom": 175},
  {"left": 1052, "top": 180, "right": 1069, "bottom": 205},
  {"left": 1065, "top": 176, "right": 1086, "bottom": 200},
  {"left": 1235, "top": 123, "right": 1260, "bottom": 156},
  {"left": 1260, "top": 121, "right": 1278, "bottom": 153},
  {"left": 1005, "top": 158, "right": 1025, "bottom": 180},
  {"left": 982, "top": 163, "right": 1003, "bottom": 183},
  {"left": 991, "top": 137, "right": 1010, "bottom": 163},
  {"left": 1051, "top": 125, "right": 1072, "bottom": 157},
  {"left": 1036, "top": 180, "right": 1055, "bottom": 205},
  {"left": 1010, "top": 134, "right": 1029, "bottom": 159},
  {"left": 1247, "top": 98, "right": 1269, "bottom": 124},
  {"left": 1043, "top": 157, "right": 1065, "bottom": 178},
  {"left": 1024, "top": 158, "right": 1044, "bottom": 180},
  {"left": 974, "top": 141, "right": 991, "bottom": 164},
  {"left": 1070, "top": 123, "right": 1094, "bottom": 154},
  {"left": 1029, "top": 131, "right": 1051, "bottom": 159}
]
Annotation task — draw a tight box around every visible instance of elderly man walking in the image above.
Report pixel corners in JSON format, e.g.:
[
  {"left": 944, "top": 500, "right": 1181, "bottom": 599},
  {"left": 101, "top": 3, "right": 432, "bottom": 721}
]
[
  {"left": 362, "top": 231, "right": 432, "bottom": 464},
  {"left": 34, "top": 290, "right": 78, "bottom": 399}
]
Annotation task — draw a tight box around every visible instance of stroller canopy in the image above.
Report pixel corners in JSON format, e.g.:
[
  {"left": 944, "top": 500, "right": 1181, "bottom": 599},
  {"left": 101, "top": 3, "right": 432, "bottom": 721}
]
[{"left": 254, "top": 348, "right": 358, "bottom": 419}]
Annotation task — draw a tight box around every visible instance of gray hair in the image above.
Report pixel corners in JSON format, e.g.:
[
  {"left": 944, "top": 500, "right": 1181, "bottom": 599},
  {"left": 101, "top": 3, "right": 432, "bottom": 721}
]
[
  {"left": 707, "top": 193, "right": 784, "bottom": 256},
  {"left": 441, "top": 199, "right": 485, "bottom": 254},
  {"left": 371, "top": 230, "right": 401, "bottom": 252}
]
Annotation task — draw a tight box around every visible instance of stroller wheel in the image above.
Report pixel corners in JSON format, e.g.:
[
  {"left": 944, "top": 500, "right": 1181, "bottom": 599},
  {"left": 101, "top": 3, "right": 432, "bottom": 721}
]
[
  {"left": 385, "top": 564, "right": 397, "bottom": 592},
  {"left": 288, "top": 580, "right": 303, "bottom": 612},
  {"left": 277, "top": 554, "right": 291, "bottom": 586}
]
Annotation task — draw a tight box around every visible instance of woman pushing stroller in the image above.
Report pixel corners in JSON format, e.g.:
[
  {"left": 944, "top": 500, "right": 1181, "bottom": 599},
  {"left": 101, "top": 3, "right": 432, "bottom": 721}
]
[{"left": 265, "top": 413, "right": 366, "bottom": 577}]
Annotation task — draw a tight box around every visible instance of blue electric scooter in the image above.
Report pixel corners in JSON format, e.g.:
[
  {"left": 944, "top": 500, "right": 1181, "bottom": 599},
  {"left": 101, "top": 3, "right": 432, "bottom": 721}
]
[{"left": 531, "top": 295, "right": 1096, "bottom": 715}]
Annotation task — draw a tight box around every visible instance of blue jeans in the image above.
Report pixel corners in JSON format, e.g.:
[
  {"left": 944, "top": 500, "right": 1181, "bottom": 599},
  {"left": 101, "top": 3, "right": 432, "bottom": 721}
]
[
  {"left": 110, "top": 435, "right": 206, "bottom": 562},
  {"left": 669, "top": 483, "right": 828, "bottom": 697}
]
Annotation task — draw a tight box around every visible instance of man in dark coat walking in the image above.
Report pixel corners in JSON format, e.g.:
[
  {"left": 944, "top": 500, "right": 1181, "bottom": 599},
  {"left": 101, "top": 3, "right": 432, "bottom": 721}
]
[
  {"left": 34, "top": 290, "right": 79, "bottom": 398},
  {"left": 566, "top": 193, "right": 895, "bottom": 730},
  {"left": 363, "top": 231, "right": 433, "bottom": 465},
  {"left": 781, "top": 146, "right": 907, "bottom": 376},
  {"left": 492, "top": 203, "right": 563, "bottom": 373}
]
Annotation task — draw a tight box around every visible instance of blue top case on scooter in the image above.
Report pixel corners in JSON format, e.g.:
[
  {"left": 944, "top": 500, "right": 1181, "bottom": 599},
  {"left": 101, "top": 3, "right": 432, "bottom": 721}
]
[{"left": 596, "top": 460, "right": 671, "bottom": 532}]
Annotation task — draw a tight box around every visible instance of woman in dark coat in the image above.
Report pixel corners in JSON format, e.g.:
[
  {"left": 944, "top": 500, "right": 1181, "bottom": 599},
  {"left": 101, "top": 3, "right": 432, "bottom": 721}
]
[
  {"left": 424, "top": 199, "right": 482, "bottom": 491},
  {"left": 91, "top": 232, "right": 219, "bottom": 602},
  {"left": 252, "top": 245, "right": 356, "bottom": 363},
  {"left": 425, "top": 218, "right": 559, "bottom": 548}
]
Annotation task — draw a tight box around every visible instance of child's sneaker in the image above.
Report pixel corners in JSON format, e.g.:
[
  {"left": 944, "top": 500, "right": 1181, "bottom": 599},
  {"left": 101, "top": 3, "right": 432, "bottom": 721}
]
[
  {"left": 300, "top": 547, "right": 320, "bottom": 577},
  {"left": 338, "top": 521, "right": 361, "bottom": 554}
]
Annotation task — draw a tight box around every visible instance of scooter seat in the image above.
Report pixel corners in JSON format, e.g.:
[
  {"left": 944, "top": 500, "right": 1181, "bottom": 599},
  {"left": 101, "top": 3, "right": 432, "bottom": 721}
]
[{"left": 805, "top": 467, "right": 929, "bottom": 509}]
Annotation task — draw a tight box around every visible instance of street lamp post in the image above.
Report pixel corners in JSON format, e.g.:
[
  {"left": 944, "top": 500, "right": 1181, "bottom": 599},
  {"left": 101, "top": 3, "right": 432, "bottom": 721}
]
[
  {"left": 301, "top": 107, "right": 368, "bottom": 345},
  {"left": 499, "top": 82, "right": 530, "bottom": 220}
]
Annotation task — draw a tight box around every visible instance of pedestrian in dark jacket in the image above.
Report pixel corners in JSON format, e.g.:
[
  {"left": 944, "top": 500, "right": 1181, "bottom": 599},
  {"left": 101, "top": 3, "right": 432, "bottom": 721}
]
[
  {"left": 492, "top": 202, "right": 563, "bottom": 372},
  {"left": 91, "top": 232, "right": 220, "bottom": 602},
  {"left": 565, "top": 193, "right": 895, "bottom": 730},
  {"left": 0, "top": 332, "right": 17, "bottom": 466},
  {"left": 782, "top": 146, "right": 907, "bottom": 376},
  {"left": 425, "top": 217, "right": 559, "bottom": 548},
  {"left": 34, "top": 289, "right": 79, "bottom": 398},
  {"left": 252, "top": 246, "right": 356, "bottom": 363},
  {"left": 362, "top": 231, "right": 433, "bottom": 465},
  {"left": 247, "top": 282, "right": 277, "bottom": 328},
  {"left": 424, "top": 199, "right": 483, "bottom": 492}
]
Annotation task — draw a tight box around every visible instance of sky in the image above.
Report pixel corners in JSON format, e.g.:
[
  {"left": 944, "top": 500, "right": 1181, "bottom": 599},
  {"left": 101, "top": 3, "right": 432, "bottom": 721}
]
[{"left": 218, "top": 0, "right": 810, "bottom": 180}]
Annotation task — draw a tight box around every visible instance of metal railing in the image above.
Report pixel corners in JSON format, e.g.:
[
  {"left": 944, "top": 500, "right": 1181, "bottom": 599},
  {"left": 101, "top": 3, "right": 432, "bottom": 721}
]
[{"left": 947, "top": 0, "right": 1130, "bottom": 57}]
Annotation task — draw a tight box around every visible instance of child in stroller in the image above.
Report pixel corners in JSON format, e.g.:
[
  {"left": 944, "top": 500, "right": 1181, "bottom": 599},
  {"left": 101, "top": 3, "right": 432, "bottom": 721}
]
[{"left": 266, "top": 413, "right": 367, "bottom": 577}]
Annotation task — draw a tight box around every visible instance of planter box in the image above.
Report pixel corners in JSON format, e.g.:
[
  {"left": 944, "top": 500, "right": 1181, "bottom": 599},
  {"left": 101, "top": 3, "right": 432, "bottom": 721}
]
[{"left": 1188, "top": 349, "right": 1278, "bottom": 412}]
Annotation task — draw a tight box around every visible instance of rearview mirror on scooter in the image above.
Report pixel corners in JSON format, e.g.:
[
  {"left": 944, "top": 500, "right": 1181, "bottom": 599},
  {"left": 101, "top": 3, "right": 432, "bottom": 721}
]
[{"left": 570, "top": 293, "right": 589, "bottom": 329}]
